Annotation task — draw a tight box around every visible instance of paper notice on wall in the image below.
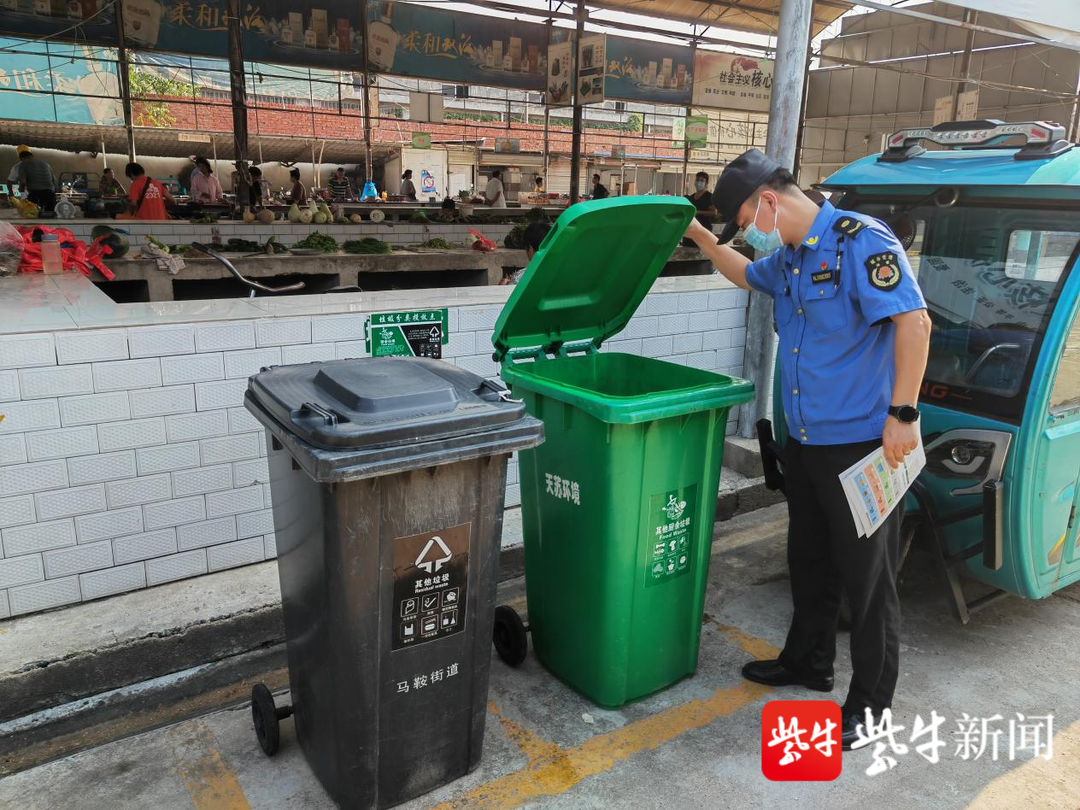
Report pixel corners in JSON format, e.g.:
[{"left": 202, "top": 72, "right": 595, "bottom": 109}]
[{"left": 839, "top": 440, "right": 925, "bottom": 538}]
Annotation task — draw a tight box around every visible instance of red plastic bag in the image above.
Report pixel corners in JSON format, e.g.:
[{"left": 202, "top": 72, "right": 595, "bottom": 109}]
[
  {"left": 468, "top": 228, "right": 497, "bottom": 252},
  {"left": 16, "top": 225, "right": 115, "bottom": 281}
]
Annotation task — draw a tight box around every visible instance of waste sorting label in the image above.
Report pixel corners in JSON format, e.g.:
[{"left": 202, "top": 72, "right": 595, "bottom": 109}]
[
  {"left": 366, "top": 309, "right": 449, "bottom": 359},
  {"left": 645, "top": 485, "right": 697, "bottom": 587},
  {"left": 392, "top": 522, "right": 470, "bottom": 651}
]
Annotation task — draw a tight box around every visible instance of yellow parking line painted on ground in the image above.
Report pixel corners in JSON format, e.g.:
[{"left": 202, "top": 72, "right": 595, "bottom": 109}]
[
  {"left": 967, "top": 719, "right": 1080, "bottom": 810},
  {"left": 434, "top": 624, "right": 779, "bottom": 810},
  {"left": 169, "top": 720, "right": 251, "bottom": 810}
]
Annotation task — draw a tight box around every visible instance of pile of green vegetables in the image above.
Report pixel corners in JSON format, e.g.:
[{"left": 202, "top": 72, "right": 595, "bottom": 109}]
[
  {"left": 342, "top": 238, "right": 393, "bottom": 255},
  {"left": 417, "top": 238, "right": 455, "bottom": 250},
  {"left": 189, "top": 214, "right": 218, "bottom": 224},
  {"left": 504, "top": 222, "right": 529, "bottom": 250},
  {"left": 292, "top": 231, "right": 339, "bottom": 253},
  {"left": 409, "top": 210, "right": 430, "bottom": 224}
]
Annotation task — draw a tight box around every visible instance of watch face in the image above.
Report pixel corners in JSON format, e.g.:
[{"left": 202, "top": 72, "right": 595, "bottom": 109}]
[{"left": 896, "top": 406, "right": 920, "bottom": 423}]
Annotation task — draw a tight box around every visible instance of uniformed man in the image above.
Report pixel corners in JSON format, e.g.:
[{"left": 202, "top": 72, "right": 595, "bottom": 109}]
[{"left": 684, "top": 149, "right": 931, "bottom": 749}]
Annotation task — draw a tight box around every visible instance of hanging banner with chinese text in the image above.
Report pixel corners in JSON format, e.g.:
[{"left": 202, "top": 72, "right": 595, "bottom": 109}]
[
  {"left": 367, "top": 0, "right": 547, "bottom": 91},
  {"left": 692, "top": 51, "right": 773, "bottom": 112},
  {"left": 603, "top": 36, "right": 692, "bottom": 105},
  {"left": 0, "top": 39, "right": 124, "bottom": 125}
]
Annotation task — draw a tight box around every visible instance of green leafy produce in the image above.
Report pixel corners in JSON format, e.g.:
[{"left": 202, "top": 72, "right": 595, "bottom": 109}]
[
  {"left": 293, "top": 231, "right": 339, "bottom": 253},
  {"left": 145, "top": 234, "right": 172, "bottom": 254},
  {"left": 504, "top": 222, "right": 529, "bottom": 250},
  {"left": 342, "top": 238, "right": 392, "bottom": 255},
  {"left": 409, "top": 209, "right": 430, "bottom": 224},
  {"left": 526, "top": 207, "right": 549, "bottom": 223},
  {"left": 189, "top": 214, "right": 218, "bottom": 224},
  {"left": 418, "top": 238, "right": 455, "bottom": 250}
]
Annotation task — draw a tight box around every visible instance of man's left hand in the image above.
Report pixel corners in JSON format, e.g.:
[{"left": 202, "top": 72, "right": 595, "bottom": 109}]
[{"left": 883, "top": 416, "right": 920, "bottom": 469}]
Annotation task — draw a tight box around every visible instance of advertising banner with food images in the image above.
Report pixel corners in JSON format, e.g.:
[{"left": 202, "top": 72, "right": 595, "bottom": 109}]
[
  {"left": 368, "top": 0, "right": 547, "bottom": 91},
  {"left": 577, "top": 32, "right": 605, "bottom": 105},
  {"left": 603, "top": 36, "right": 692, "bottom": 105},
  {"left": 692, "top": 51, "right": 773, "bottom": 112}
]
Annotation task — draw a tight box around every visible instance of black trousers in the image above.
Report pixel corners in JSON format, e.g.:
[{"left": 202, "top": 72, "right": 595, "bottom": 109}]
[
  {"left": 776, "top": 438, "right": 903, "bottom": 719},
  {"left": 27, "top": 189, "right": 56, "bottom": 212}
]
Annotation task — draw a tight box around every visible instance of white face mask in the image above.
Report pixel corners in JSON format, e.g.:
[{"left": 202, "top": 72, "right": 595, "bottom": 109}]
[{"left": 695, "top": 181, "right": 706, "bottom": 191}]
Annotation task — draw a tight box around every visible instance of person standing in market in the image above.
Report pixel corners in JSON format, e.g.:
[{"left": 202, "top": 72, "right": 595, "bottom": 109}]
[
  {"left": 124, "top": 163, "right": 174, "bottom": 220},
  {"left": 100, "top": 167, "right": 126, "bottom": 197},
  {"left": 400, "top": 169, "right": 418, "bottom": 202},
  {"left": 591, "top": 174, "right": 609, "bottom": 200},
  {"left": 683, "top": 170, "right": 718, "bottom": 246},
  {"left": 15, "top": 148, "right": 57, "bottom": 212},
  {"left": 484, "top": 169, "right": 506, "bottom": 208},
  {"left": 329, "top": 167, "right": 352, "bottom": 201},
  {"left": 289, "top": 168, "right": 308, "bottom": 205},
  {"left": 684, "top": 148, "right": 931, "bottom": 749},
  {"left": 189, "top": 157, "right": 225, "bottom": 204}
]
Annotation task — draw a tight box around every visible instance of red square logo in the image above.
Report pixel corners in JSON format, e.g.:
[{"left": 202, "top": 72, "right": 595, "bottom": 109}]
[{"left": 761, "top": 700, "right": 843, "bottom": 781}]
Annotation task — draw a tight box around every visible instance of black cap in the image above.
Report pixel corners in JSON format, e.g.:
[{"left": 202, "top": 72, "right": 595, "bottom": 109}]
[{"left": 714, "top": 148, "right": 783, "bottom": 245}]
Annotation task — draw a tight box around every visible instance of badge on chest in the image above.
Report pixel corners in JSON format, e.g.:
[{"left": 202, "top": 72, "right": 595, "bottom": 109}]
[{"left": 811, "top": 260, "right": 833, "bottom": 284}]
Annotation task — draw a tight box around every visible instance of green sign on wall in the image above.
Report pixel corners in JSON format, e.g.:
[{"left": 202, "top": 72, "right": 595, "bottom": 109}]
[
  {"left": 366, "top": 309, "right": 449, "bottom": 359},
  {"left": 685, "top": 115, "right": 709, "bottom": 149}
]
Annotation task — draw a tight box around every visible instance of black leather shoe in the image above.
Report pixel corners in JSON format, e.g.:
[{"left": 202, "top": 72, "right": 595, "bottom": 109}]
[
  {"left": 740, "top": 659, "right": 834, "bottom": 692},
  {"left": 841, "top": 712, "right": 871, "bottom": 750}
]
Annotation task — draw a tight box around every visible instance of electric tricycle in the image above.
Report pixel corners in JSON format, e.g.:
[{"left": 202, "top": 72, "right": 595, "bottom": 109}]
[{"left": 759, "top": 120, "right": 1080, "bottom": 623}]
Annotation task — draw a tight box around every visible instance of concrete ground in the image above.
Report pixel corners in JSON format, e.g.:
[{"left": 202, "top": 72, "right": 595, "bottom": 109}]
[{"left": 2, "top": 503, "right": 1079, "bottom": 810}]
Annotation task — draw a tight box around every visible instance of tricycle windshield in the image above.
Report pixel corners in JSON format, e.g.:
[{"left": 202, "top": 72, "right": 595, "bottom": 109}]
[{"left": 847, "top": 199, "right": 1079, "bottom": 421}]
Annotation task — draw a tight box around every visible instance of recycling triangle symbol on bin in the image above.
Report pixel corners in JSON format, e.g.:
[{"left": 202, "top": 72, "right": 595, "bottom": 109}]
[{"left": 416, "top": 535, "right": 453, "bottom": 574}]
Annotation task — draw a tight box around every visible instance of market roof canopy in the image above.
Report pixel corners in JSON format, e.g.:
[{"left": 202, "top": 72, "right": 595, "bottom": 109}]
[
  {"left": 589, "top": 0, "right": 849, "bottom": 37},
  {"left": 935, "top": 0, "right": 1080, "bottom": 46}
]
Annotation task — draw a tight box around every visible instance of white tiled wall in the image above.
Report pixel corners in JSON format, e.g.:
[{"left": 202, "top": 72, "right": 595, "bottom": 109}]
[{"left": 0, "top": 286, "right": 747, "bottom": 616}]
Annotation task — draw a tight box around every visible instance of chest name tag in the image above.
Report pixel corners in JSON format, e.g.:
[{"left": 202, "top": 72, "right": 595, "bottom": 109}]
[{"left": 811, "top": 269, "right": 833, "bottom": 284}]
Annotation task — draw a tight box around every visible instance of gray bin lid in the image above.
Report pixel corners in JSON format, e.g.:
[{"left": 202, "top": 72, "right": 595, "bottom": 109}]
[
  {"left": 245, "top": 358, "right": 541, "bottom": 482},
  {"left": 247, "top": 357, "right": 532, "bottom": 451}
]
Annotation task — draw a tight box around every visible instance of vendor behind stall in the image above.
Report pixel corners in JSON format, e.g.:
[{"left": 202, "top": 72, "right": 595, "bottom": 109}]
[
  {"left": 682, "top": 171, "right": 717, "bottom": 246},
  {"left": 289, "top": 168, "right": 308, "bottom": 205},
  {"left": 248, "top": 167, "right": 268, "bottom": 208},
  {"left": 189, "top": 158, "right": 225, "bottom": 204},
  {"left": 100, "top": 168, "right": 126, "bottom": 197},
  {"left": 329, "top": 167, "right": 352, "bottom": 201},
  {"left": 401, "top": 169, "right": 418, "bottom": 202},
  {"left": 16, "top": 149, "right": 57, "bottom": 212}
]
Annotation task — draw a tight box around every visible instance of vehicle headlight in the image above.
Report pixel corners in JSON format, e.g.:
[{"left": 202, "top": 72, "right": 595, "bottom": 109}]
[{"left": 924, "top": 430, "right": 1012, "bottom": 496}]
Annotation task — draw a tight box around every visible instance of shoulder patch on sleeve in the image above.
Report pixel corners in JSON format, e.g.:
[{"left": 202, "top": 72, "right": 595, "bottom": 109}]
[
  {"left": 865, "top": 251, "right": 903, "bottom": 291},
  {"left": 833, "top": 216, "right": 867, "bottom": 238}
]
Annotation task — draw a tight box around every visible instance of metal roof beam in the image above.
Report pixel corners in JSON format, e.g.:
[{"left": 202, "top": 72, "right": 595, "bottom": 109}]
[
  {"left": 461, "top": 0, "right": 777, "bottom": 51},
  {"left": 837, "top": 0, "right": 1080, "bottom": 54}
]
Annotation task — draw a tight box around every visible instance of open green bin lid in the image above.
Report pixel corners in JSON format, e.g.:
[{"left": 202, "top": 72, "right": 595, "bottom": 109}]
[{"left": 491, "top": 197, "right": 697, "bottom": 360}]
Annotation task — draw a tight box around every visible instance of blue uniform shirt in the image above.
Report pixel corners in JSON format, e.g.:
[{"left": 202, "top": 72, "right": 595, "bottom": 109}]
[{"left": 745, "top": 200, "right": 927, "bottom": 446}]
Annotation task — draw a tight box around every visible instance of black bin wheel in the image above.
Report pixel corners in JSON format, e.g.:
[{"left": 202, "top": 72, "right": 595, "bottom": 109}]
[
  {"left": 493, "top": 605, "right": 528, "bottom": 667},
  {"left": 251, "top": 683, "right": 281, "bottom": 756}
]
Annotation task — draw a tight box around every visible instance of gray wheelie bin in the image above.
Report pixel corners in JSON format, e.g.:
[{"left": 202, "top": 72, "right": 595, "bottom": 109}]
[{"left": 244, "top": 356, "right": 543, "bottom": 809}]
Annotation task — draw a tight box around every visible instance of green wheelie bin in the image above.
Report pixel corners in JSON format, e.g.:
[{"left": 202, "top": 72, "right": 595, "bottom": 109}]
[{"left": 490, "top": 196, "right": 754, "bottom": 708}]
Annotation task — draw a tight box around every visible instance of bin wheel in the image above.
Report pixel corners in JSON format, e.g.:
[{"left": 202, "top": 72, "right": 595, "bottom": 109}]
[
  {"left": 251, "top": 683, "right": 281, "bottom": 756},
  {"left": 493, "top": 605, "right": 528, "bottom": 667}
]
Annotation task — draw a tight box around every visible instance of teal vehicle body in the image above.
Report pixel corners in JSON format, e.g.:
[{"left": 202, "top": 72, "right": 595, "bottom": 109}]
[{"left": 762, "top": 121, "right": 1080, "bottom": 620}]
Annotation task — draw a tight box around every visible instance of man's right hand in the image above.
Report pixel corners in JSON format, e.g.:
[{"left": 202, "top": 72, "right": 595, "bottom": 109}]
[
  {"left": 683, "top": 218, "right": 752, "bottom": 291},
  {"left": 684, "top": 218, "right": 714, "bottom": 246}
]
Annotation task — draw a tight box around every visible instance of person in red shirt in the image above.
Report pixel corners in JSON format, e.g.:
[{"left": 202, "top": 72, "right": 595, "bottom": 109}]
[{"left": 124, "top": 162, "right": 174, "bottom": 220}]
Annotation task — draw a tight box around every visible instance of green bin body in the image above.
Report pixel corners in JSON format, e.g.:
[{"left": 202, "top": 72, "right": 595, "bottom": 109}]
[{"left": 493, "top": 198, "right": 754, "bottom": 707}]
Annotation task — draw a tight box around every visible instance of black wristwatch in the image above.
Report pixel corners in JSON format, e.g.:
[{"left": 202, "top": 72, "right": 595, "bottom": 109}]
[{"left": 888, "top": 404, "right": 920, "bottom": 424}]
